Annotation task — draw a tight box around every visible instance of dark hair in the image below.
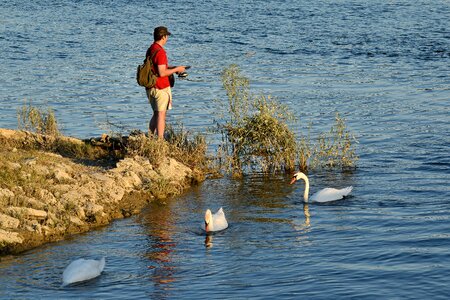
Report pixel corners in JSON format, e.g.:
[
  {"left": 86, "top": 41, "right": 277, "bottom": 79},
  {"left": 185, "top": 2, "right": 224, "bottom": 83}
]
[{"left": 153, "top": 26, "right": 171, "bottom": 41}]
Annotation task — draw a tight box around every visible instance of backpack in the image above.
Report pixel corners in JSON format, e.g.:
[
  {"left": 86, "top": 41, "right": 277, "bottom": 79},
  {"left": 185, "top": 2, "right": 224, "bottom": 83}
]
[{"left": 136, "top": 48, "right": 161, "bottom": 88}]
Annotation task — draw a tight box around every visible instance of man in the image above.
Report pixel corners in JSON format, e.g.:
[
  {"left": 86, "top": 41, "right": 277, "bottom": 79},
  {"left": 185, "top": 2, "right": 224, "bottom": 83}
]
[{"left": 145, "top": 26, "right": 187, "bottom": 138}]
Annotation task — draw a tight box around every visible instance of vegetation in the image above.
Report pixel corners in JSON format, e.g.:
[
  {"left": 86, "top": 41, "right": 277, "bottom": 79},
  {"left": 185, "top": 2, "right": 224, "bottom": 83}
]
[
  {"left": 124, "top": 124, "right": 209, "bottom": 173},
  {"left": 215, "top": 65, "right": 297, "bottom": 178},
  {"left": 17, "top": 103, "right": 59, "bottom": 136},
  {"left": 312, "top": 113, "right": 358, "bottom": 169},
  {"left": 12, "top": 104, "right": 210, "bottom": 173},
  {"left": 215, "top": 64, "right": 358, "bottom": 177},
  {"left": 11, "top": 65, "right": 358, "bottom": 179}
]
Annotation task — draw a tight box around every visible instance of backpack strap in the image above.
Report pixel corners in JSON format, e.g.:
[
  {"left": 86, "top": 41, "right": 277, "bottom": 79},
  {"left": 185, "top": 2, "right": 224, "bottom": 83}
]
[
  {"left": 146, "top": 47, "right": 162, "bottom": 76},
  {"left": 146, "top": 47, "right": 161, "bottom": 62}
]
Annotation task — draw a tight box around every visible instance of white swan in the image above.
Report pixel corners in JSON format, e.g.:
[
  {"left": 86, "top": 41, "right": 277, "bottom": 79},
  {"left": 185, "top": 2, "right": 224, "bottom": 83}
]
[
  {"left": 203, "top": 207, "right": 228, "bottom": 232},
  {"left": 290, "top": 172, "right": 353, "bottom": 203},
  {"left": 62, "top": 257, "right": 106, "bottom": 286}
]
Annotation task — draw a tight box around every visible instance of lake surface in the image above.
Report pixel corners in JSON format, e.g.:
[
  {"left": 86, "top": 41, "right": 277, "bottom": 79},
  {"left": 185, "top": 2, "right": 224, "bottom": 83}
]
[{"left": 1, "top": 0, "right": 449, "bottom": 298}]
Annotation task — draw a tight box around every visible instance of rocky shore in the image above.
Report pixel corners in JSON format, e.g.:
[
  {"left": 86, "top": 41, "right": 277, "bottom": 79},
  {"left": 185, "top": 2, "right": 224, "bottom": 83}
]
[{"left": 0, "top": 128, "right": 204, "bottom": 255}]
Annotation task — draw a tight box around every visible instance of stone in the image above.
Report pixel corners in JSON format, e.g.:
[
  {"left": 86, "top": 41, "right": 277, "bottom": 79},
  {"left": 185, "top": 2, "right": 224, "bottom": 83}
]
[
  {"left": 54, "top": 169, "right": 73, "bottom": 183},
  {"left": 0, "top": 213, "right": 20, "bottom": 229},
  {"left": 8, "top": 207, "right": 47, "bottom": 220},
  {"left": 69, "top": 216, "right": 84, "bottom": 226},
  {"left": 0, "top": 229, "right": 23, "bottom": 245},
  {"left": 0, "top": 188, "right": 14, "bottom": 199},
  {"left": 157, "top": 158, "right": 192, "bottom": 181}
]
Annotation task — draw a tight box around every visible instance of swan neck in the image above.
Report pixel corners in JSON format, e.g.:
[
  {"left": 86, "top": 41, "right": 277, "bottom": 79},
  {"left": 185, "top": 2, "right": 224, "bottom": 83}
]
[{"left": 302, "top": 175, "right": 310, "bottom": 202}]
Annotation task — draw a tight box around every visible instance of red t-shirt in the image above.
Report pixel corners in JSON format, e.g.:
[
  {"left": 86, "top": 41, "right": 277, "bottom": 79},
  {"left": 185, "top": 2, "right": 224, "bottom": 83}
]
[{"left": 146, "top": 43, "right": 170, "bottom": 89}]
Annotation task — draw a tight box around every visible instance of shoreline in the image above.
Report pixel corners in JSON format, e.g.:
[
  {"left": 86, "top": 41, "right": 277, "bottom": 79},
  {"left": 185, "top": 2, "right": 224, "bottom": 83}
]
[{"left": 0, "top": 128, "right": 205, "bottom": 255}]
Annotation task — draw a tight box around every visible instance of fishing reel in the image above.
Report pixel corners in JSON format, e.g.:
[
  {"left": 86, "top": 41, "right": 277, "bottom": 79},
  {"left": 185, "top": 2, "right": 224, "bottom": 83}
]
[{"left": 177, "top": 65, "right": 191, "bottom": 78}]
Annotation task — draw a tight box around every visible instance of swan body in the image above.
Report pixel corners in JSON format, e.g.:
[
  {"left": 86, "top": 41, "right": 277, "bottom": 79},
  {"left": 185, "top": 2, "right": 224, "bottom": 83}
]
[
  {"left": 62, "top": 257, "right": 105, "bottom": 286},
  {"left": 290, "top": 172, "right": 352, "bottom": 203},
  {"left": 203, "top": 207, "right": 228, "bottom": 232}
]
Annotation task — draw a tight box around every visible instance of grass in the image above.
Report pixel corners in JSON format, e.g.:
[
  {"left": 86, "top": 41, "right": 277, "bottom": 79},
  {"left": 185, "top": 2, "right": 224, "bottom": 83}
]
[{"left": 124, "top": 124, "right": 209, "bottom": 172}]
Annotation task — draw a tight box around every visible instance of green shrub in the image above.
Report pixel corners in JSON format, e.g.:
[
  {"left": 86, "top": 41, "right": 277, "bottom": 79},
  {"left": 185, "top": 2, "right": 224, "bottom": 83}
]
[
  {"left": 216, "top": 65, "right": 297, "bottom": 177},
  {"left": 216, "top": 64, "right": 358, "bottom": 176}
]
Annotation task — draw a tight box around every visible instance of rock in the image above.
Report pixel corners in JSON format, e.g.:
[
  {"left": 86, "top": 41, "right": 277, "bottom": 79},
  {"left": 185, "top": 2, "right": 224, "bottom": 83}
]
[
  {"left": 36, "top": 189, "right": 57, "bottom": 205},
  {"left": 7, "top": 207, "right": 47, "bottom": 220},
  {"left": 0, "top": 213, "right": 20, "bottom": 229},
  {"left": 75, "top": 206, "right": 86, "bottom": 220},
  {"left": 157, "top": 158, "right": 192, "bottom": 181},
  {"left": 0, "top": 188, "right": 14, "bottom": 199},
  {"left": 33, "top": 165, "right": 50, "bottom": 176},
  {"left": 121, "top": 171, "right": 142, "bottom": 189},
  {"left": 21, "top": 196, "right": 45, "bottom": 210},
  {"left": 85, "top": 202, "right": 104, "bottom": 221},
  {"left": 7, "top": 162, "right": 21, "bottom": 170},
  {"left": 0, "top": 229, "right": 23, "bottom": 245},
  {"left": 54, "top": 169, "right": 73, "bottom": 183},
  {"left": 69, "top": 216, "right": 84, "bottom": 226}
]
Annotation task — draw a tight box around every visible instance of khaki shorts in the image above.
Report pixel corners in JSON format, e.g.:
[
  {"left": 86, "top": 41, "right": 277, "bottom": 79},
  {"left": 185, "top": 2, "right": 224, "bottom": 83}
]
[{"left": 146, "top": 87, "right": 172, "bottom": 111}]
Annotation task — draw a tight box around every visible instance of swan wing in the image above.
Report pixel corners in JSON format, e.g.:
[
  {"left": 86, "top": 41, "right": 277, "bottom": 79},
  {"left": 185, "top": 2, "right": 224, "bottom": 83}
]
[
  {"left": 212, "top": 207, "right": 228, "bottom": 231},
  {"left": 310, "top": 186, "right": 353, "bottom": 202},
  {"left": 62, "top": 257, "right": 105, "bottom": 285}
]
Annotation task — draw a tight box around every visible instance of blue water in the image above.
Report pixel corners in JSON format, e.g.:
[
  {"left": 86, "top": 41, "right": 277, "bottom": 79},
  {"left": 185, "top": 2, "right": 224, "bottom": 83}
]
[{"left": 1, "top": 0, "right": 449, "bottom": 298}]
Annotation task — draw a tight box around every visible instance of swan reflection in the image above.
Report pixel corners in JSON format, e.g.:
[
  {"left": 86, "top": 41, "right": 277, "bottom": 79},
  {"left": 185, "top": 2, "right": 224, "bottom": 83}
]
[
  {"left": 205, "top": 234, "right": 213, "bottom": 248},
  {"left": 293, "top": 203, "right": 311, "bottom": 234}
]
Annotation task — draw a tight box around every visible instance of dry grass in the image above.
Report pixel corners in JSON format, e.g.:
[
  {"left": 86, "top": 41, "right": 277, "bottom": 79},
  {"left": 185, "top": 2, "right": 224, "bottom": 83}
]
[
  {"left": 17, "top": 103, "right": 59, "bottom": 136},
  {"left": 165, "top": 124, "right": 209, "bottom": 170},
  {"left": 125, "top": 125, "right": 210, "bottom": 173}
]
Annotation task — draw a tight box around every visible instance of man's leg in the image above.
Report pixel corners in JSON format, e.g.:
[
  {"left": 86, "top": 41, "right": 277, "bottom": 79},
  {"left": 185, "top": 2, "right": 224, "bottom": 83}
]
[
  {"left": 156, "top": 110, "right": 166, "bottom": 139},
  {"left": 149, "top": 113, "right": 157, "bottom": 136}
]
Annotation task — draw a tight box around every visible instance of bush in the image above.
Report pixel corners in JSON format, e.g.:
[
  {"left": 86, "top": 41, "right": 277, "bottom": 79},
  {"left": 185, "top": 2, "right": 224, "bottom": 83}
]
[
  {"left": 216, "top": 64, "right": 358, "bottom": 176},
  {"left": 216, "top": 65, "right": 297, "bottom": 177}
]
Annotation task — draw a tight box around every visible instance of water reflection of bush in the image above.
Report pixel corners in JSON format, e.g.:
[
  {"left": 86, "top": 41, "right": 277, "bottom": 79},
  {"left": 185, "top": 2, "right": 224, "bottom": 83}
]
[{"left": 139, "top": 202, "right": 177, "bottom": 291}]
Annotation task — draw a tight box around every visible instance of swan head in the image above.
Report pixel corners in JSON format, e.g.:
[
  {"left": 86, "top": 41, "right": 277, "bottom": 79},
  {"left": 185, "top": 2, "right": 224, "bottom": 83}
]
[
  {"left": 290, "top": 172, "right": 308, "bottom": 184},
  {"left": 204, "top": 209, "right": 213, "bottom": 232}
]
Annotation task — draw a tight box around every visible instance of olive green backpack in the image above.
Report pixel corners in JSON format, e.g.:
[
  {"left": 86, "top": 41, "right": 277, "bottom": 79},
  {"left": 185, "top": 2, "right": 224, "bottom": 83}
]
[{"left": 136, "top": 48, "right": 160, "bottom": 88}]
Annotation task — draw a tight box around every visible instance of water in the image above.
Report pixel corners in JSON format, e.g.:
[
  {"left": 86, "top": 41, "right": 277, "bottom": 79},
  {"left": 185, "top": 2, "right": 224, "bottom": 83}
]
[{"left": 1, "top": 0, "right": 449, "bottom": 298}]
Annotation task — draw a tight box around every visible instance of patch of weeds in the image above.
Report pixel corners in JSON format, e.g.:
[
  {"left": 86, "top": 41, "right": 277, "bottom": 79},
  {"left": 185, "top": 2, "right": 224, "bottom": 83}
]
[
  {"left": 310, "top": 112, "right": 359, "bottom": 169},
  {"left": 145, "top": 178, "right": 183, "bottom": 200},
  {"left": 165, "top": 124, "right": 209, "bottom": 170},
  {"left": 17, "top": 102, "right": 59, "bottom": 136},
  {"left": 125, "top": 133, "right": 169, "bottom": 166}
]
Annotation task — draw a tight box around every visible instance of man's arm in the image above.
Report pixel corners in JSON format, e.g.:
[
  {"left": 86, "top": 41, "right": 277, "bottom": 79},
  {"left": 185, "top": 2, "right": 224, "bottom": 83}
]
[{"left": 157, "top": 65, "right": 186, "bottom": 77}]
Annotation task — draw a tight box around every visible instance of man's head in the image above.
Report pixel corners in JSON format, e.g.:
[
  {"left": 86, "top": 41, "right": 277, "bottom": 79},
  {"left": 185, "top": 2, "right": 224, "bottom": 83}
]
[{"left": 154, "top": 26, "right": 171, "bottom": 42}]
